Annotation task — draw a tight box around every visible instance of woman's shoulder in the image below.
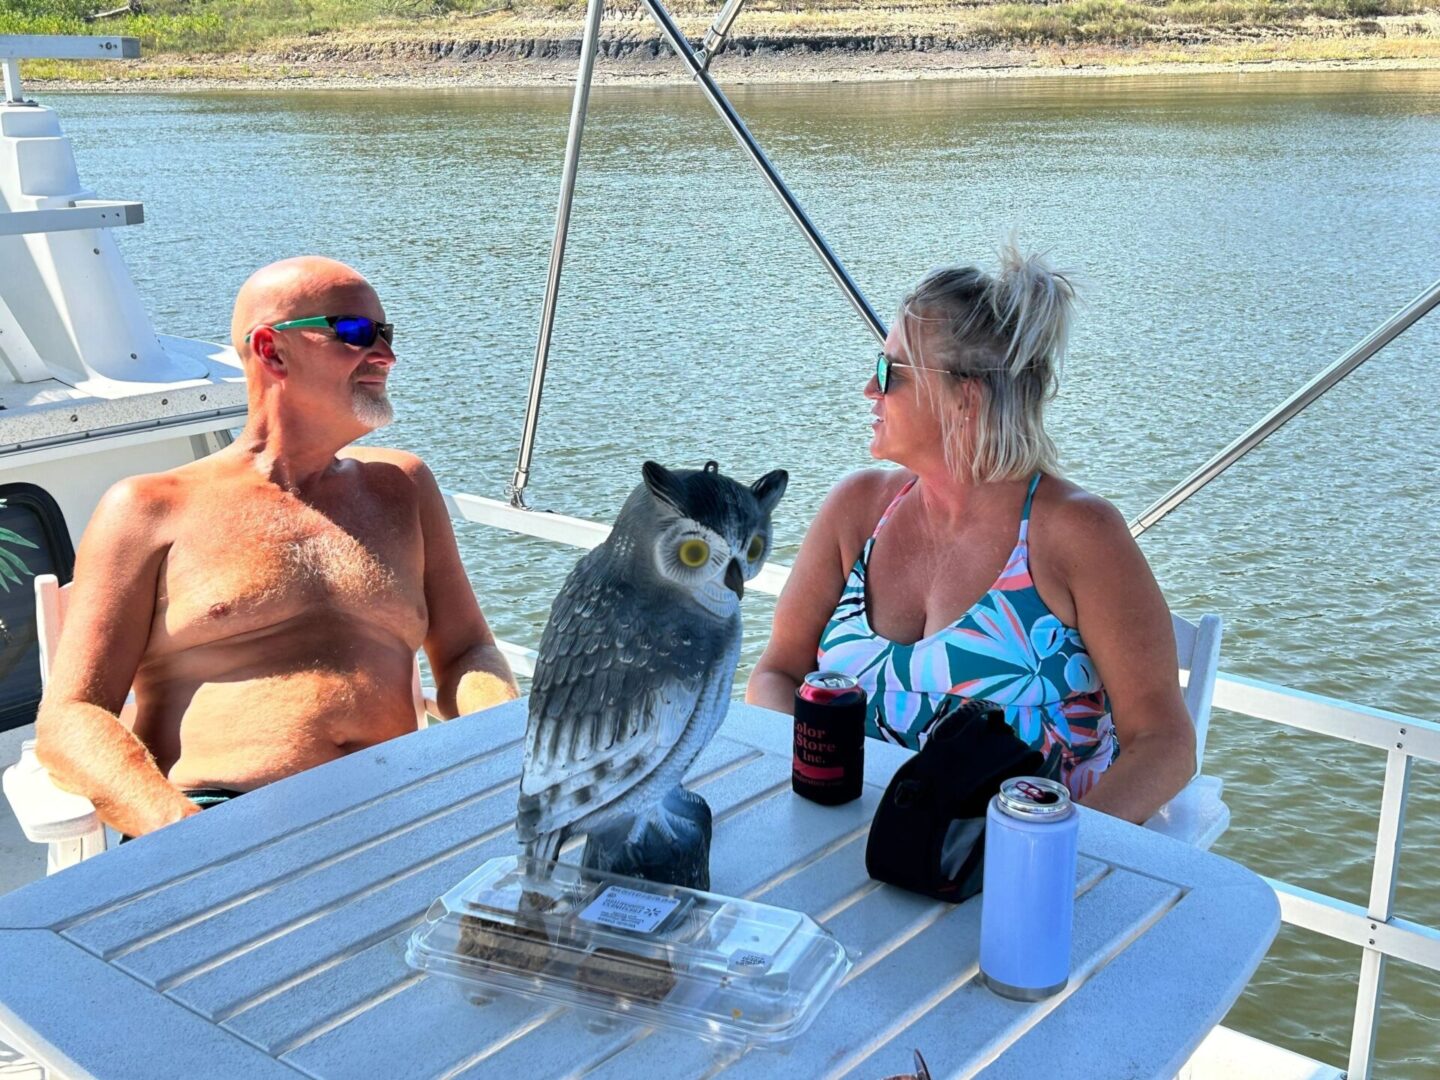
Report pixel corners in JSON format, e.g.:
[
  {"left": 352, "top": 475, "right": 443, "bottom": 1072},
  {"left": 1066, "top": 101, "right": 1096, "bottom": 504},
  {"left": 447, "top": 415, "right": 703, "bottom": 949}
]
[
  {"left": 1032, "top": 475, "right": 1134, "bottom": 561},
  {"left": 828, "top": 467, "right": 911, "bottom": 503},
  {"left": 822, "top": 468, "right": 911, "bottom": 518},
  {"left": 813, "top": 468, "right": 912, "bottom": 546}
]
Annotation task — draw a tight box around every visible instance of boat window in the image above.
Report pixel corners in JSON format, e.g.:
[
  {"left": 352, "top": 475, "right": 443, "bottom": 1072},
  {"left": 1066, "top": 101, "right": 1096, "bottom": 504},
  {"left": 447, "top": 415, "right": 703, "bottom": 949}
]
[{"left": 0, "top": 484, "right": 75, "bottom": 733}]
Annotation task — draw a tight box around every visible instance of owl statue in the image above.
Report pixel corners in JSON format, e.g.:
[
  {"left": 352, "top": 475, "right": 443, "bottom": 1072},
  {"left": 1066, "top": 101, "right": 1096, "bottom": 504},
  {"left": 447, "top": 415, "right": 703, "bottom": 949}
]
[{"left": 517, "top": 459, "right": 788, "bottom": 891}]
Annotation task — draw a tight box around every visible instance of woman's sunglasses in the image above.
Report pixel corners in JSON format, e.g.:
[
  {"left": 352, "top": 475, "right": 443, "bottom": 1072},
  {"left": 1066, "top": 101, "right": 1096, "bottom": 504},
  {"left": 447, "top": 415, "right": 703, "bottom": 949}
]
[
  {"left": 874, "top": 351, "right": 961, "bottom": 394},
  {"left": 245, "top": 315, "right": 395, "bottom": 348}
]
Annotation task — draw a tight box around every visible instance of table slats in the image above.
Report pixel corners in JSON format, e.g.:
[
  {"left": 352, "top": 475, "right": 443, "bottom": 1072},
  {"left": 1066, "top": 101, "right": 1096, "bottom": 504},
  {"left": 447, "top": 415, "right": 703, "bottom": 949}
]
[{"left": 0, "top": 700, "right": 1279, "bottom": 1080}]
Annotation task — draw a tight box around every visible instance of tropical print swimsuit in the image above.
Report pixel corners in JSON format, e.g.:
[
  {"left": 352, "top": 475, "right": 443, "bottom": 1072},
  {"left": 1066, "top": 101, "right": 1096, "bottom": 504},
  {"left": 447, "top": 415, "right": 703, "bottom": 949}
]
[{"left": 816, "top": 473, "right": 1118, "bottom": 798}]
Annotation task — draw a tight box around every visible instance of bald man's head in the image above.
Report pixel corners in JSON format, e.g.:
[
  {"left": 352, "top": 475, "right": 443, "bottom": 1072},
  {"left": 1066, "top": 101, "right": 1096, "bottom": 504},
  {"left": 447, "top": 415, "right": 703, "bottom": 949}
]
[{"left": 231, "top": 256, "right": 376, "bottom": 363}]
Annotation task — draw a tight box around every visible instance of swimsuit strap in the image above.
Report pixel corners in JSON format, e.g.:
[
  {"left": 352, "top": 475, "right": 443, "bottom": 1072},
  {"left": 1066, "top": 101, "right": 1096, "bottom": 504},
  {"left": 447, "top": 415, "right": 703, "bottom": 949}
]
[
  {"left": 871, "top": 477, "right": 918, "bottom": 540},
  {"left": 1017, "top": 472, "right": 1042, "bottom": 542}
]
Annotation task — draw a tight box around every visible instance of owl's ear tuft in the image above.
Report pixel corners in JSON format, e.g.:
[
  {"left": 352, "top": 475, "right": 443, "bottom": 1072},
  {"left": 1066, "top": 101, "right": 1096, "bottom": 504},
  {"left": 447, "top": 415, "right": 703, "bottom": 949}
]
[
  {"left": 750, "top": 469, "right": 789, "bottom": 515},
  {"left": 642, "top": 460, "right": 686, "bottom": 512}
]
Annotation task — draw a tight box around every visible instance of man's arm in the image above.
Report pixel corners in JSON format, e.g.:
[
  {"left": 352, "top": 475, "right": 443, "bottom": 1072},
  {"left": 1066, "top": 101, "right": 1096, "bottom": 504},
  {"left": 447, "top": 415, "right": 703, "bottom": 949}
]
[
  {"left": 407, "top": 457, "right": 519, "bottom": 718},
  {"left": 34, "top": 477, "right": 202, "bottom": 837}
]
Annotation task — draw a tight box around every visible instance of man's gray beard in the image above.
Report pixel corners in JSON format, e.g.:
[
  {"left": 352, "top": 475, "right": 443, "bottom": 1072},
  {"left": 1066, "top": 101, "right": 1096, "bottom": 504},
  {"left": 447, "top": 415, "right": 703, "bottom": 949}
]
[{"left": 352, "top": 387, "right": 394, "bottom": 430}]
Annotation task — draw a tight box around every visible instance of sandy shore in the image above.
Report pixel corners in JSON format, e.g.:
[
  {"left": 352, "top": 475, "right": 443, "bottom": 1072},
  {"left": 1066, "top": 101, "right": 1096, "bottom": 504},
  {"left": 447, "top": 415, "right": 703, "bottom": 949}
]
[{"left": 25, "top": 33, "right": 1440, "bottom": 93}]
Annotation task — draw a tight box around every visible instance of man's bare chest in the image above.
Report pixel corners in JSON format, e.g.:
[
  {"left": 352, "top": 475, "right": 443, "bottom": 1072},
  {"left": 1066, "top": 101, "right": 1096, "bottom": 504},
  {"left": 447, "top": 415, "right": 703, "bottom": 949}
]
[{"left": 155, "top": 494, "right": 426, "bottom": 647}]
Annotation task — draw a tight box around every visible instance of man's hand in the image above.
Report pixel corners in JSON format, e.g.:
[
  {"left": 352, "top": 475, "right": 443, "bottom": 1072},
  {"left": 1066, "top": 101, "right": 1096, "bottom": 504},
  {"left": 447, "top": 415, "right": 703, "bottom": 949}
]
[{"left": 37, "top": 699, "right": 203, "bottom": 837}]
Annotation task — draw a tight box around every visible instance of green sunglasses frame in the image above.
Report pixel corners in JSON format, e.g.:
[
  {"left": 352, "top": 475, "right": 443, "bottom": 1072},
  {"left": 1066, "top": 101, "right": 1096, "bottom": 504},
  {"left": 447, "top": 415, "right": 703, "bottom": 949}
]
[
  {"left": 244, "top": 315, "right": 394, "bottom": 347},
  {"left": 875, "top": 351, "right": 962, "bottom": 394}
]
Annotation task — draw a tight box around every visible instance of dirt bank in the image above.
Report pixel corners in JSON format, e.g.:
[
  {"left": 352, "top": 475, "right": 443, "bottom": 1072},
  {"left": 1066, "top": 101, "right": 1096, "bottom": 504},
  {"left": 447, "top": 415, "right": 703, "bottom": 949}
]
[{"left": 23, "top": 12, "right": 1440, "bottom": 91}]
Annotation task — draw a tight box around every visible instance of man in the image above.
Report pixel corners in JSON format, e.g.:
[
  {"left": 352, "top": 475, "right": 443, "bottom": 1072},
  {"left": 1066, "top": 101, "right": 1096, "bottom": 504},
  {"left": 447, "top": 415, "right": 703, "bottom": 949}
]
[{"left": 35, "top": 256, "right": 518, "bottom": 838}]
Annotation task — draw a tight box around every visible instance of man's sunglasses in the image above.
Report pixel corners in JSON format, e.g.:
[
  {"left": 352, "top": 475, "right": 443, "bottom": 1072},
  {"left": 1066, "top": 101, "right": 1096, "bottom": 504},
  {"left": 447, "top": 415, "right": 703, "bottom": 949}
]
[
  {"left": 875, "top": 351, "right": 961, "bottom": 395},
  {"left": 245, "top": 316, "right": 394, "bottom": 348}
]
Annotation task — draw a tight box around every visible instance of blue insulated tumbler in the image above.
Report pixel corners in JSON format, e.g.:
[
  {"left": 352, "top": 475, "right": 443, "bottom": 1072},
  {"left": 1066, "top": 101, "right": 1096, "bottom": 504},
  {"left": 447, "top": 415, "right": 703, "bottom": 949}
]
[{"left": 978, "top": 776, "right": 1080, "bottom": 1000}]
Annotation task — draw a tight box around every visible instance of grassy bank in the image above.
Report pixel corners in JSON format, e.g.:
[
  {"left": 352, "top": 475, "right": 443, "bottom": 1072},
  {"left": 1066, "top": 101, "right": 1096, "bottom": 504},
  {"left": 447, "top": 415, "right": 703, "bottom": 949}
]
[{"left": 5, "top": 0, "right": 1439, "bottom": 83}]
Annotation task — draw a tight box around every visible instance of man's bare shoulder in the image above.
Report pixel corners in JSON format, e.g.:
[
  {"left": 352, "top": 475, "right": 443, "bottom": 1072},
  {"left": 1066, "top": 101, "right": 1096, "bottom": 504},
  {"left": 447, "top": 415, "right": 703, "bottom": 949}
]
[
  {"left": 93, "top": 469, "right": 188, "bottom": 529},
  {"left": 337, "top": 447, "right": 446, "bottom": 521},
  {"left": 339, "top": 444, "right": 424, "bottom": 468},
  {"left": 72, "top": 470, "right": 192, "bottom": 573},
  {"left": 338, "top": 445, "right": 436, "bottom": 484}
]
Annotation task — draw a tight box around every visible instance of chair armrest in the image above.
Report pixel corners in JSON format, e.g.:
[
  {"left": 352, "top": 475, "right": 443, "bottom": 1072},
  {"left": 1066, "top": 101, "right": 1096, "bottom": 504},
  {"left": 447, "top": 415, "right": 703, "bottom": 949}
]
[
  {"left": 1144, "top": 774, "right": 1229, "bottom": 850},
  {"left": 2, "top": 740, "right": 101, "bottom": 842}
]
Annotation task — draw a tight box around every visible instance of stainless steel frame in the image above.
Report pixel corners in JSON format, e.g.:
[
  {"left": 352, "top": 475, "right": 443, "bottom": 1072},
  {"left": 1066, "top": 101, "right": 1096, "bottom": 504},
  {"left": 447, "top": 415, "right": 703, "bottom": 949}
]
[
  {"left": 1129, "top": 279, "right": 1440, "bottom": 538},
  {"left": 507, "top": 0, "right": 885, "bottom": 508},
  {"left": 507, "top": 0, "right": 607, "bottom": 509}
]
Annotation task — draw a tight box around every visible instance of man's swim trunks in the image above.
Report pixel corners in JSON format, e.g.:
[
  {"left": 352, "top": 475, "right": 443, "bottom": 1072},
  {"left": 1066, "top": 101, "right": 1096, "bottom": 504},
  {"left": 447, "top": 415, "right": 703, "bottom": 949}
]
[{"left": 118, "top": 786, "right": 245, "bottom": 843}]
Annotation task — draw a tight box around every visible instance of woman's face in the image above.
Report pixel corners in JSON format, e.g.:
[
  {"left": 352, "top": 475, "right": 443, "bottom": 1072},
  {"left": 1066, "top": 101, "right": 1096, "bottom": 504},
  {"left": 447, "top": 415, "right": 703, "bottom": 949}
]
[{"left": 865, "top": 319, "right": 962, "bottom": 470}]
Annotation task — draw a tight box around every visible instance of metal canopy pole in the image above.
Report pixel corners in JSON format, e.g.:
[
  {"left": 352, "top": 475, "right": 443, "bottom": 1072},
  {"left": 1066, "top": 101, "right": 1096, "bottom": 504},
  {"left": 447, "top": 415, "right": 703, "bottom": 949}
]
[
  {"left": 637, "top": 0, "right": 887, "bottom": 342},
  {"left": 507, "top": 0, "right": 607, "bottom": 509},
  {"left": 696, "top": 0, "right": 749, "bottom": 69},
  {"left": 1128, "top": 278, "right": 1440, "bottom": 539},
  {"left": 506, "top": 0, "right": 886, "bottom": 507}
]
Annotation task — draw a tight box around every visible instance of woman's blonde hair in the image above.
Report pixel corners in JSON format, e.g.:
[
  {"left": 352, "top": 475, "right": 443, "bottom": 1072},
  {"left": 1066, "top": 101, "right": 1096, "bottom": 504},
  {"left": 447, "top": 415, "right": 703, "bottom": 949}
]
[{"left": 896, "top": 239, "right": 1076, "bottom": 483}]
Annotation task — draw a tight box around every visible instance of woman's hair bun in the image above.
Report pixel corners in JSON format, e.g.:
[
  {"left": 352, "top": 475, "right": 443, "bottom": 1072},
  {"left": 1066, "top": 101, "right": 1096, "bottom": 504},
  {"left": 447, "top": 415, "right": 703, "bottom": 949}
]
[{"left": 989, "top": 237, "right": 1076, "bottom": 376}]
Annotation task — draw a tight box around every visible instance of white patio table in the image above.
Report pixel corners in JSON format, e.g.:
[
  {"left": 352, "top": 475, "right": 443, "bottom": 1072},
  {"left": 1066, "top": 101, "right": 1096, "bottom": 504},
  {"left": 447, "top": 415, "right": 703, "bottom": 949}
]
[{"left": 0, "top": 699, "right": 1277, "bottom": 1080}]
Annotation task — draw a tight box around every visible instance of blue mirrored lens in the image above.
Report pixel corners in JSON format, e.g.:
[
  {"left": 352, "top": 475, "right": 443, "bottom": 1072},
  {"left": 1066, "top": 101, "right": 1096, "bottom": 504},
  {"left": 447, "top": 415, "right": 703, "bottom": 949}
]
[{"left": 332, "top": 317, "right": 378, "bottom": 347}]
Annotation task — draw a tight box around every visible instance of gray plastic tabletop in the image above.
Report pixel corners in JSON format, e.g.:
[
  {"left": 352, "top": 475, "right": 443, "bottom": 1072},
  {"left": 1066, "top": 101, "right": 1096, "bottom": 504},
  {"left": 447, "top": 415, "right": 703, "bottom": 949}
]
[{"left": 0, "top": 698, "right": 1278, "bottom": 1079}]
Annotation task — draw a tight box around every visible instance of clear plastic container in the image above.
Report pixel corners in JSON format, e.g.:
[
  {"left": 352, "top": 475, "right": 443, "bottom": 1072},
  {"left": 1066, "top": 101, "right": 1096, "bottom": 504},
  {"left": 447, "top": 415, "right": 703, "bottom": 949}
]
[{"left": 406, "top": 855, "right": 851, "bottom": 1046}]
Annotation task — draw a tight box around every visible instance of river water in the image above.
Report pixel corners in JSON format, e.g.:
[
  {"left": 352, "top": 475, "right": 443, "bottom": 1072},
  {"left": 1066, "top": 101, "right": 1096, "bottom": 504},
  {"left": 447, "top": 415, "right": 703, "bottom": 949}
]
[{"left": 50, "top": 69, "right": 1440, "bottom": 1073}]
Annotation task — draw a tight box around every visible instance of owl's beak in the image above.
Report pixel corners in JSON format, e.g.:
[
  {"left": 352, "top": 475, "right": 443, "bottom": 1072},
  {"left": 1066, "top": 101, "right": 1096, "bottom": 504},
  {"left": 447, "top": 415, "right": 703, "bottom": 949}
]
[{"left": 724, "top": 558, "right": 745, "bottom": 599}]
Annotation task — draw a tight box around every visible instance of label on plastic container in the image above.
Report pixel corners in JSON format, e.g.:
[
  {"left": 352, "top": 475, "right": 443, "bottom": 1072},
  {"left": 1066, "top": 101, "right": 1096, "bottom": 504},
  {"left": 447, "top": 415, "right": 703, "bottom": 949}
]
[
  {"left": 578, "top": 886, "right": 681, "bottom": 934},
  {"left": 728, "top": 950, "right": 772, "bottom": 974}
]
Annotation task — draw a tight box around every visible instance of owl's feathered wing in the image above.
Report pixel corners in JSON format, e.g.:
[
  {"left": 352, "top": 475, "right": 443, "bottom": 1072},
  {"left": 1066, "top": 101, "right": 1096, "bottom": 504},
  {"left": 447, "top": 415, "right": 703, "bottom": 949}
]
[{"left": 517, "top": 547, "right": 731, "bottom": 849}]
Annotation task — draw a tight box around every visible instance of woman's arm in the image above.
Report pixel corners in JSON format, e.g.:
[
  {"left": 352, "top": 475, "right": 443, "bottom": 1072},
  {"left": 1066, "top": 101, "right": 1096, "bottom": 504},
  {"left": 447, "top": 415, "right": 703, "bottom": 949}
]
[
  {"left": 747, "top": 472, "right": 883, "bottom": 714},
  {"left": 1047, "top": 492, "right": 1196, "bottom": 824}
]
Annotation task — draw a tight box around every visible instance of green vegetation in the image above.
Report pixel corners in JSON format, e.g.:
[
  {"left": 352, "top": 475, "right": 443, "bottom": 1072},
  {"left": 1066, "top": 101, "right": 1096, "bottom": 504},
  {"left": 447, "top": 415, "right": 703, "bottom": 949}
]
[
  {"left": 2, "top": 0, "right": 1436, "bottom": 69},
  {"left": 1, "top": 2, "right": 512, "bottom": 53}
]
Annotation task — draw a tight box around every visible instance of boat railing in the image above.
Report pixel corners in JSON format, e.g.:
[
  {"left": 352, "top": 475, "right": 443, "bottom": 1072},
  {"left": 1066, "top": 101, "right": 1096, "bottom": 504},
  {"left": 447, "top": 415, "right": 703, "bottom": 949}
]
[{"left": 443, "top": 488, "right": 1439, "bottom": 1080}]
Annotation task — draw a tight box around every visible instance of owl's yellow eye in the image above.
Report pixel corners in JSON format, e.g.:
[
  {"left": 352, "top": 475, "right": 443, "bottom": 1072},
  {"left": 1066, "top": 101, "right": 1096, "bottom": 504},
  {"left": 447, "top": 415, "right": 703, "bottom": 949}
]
[
  {"left": 678, "top": 539, "right": 710, "bottom": 568},
  {"left": 746, "top": 535, "right": 765, "bottom": 561}
]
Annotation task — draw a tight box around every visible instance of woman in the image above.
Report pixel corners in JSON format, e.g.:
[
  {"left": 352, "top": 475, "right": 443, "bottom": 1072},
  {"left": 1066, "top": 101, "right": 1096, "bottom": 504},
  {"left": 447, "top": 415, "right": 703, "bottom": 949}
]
[{"left": 747, "top": 243, "right": 1195, "bottom": 824}]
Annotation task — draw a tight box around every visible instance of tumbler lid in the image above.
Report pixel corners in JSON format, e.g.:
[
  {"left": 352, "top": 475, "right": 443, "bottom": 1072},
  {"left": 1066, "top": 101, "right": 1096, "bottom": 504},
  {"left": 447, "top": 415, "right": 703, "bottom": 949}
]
[{"left": 996, "top": 776, "right": 1072, "bottom": 820}]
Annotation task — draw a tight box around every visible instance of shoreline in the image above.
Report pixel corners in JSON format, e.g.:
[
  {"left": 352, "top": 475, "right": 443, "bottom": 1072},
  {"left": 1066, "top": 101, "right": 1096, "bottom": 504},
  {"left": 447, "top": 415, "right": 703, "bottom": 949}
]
[{"left": 24, "top": 39, "right": 1440, "bottom": 93}]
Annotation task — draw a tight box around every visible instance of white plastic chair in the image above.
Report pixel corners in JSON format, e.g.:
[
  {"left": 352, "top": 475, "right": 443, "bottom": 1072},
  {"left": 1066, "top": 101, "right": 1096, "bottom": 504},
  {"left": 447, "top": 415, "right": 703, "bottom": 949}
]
[
  {"left": 2, "top": 574, "right": 106, "bottom": 873},
  {"left": 1144, "top": 612, "right": 1228, "bottom": 849},
  {"left": 2, "top": 574, "right": 431, "bottom": 874}
]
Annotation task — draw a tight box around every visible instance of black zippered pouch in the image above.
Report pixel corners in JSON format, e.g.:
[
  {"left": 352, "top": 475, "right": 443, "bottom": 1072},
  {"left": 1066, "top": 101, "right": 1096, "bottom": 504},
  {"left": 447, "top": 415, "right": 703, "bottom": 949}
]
[{"left": 864, "top": 698, "right": 1045, "bottom": 903}]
